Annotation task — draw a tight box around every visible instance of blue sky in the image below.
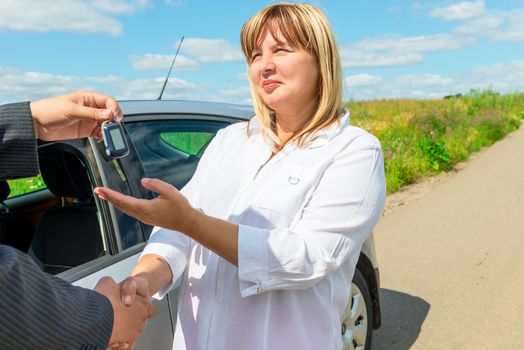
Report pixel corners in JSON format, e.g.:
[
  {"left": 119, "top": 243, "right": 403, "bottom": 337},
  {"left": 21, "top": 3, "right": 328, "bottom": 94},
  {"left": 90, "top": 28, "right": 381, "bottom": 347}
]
[{"left": 1, "top": 0, "right": 523, "bottom": 105}]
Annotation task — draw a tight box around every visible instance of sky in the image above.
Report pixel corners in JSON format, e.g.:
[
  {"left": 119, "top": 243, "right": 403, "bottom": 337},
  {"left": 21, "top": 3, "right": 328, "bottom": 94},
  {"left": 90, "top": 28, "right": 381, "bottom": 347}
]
[{"left": 1, "top": 0, "right": 524, "bottom": 105}]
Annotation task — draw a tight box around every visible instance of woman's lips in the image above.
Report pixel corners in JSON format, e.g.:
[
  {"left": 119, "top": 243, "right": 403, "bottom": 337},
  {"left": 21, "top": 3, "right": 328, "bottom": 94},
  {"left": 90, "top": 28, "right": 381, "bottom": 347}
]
[{"left": 262, "top": 80, "right": 280, "bottom": 92}]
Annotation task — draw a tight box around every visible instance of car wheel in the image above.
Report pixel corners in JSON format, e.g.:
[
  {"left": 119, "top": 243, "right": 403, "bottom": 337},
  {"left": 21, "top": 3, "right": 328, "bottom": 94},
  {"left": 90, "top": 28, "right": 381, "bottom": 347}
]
[{"left": 341, "top": 269, "right": 373, "bottom": 350}]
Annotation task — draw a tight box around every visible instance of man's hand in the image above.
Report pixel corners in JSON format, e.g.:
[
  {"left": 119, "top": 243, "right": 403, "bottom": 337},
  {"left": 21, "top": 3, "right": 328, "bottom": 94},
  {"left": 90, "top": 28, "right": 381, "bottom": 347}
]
[
  {"left": 94, "top": 276, "right": 155, "bottom": 349},
  {"left": 29, "top": 90, "right": 123, "bottom": 141}
]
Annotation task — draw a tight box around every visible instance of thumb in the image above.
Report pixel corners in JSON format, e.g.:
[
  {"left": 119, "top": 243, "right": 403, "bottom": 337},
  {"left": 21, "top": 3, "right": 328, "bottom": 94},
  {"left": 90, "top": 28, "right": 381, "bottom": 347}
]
[
  {"left": 141, "top": 178, "right": 176, "bottom": 196},
  {"left": 121, "top": 278, "right": 138, "bottom": 306},
  {"left": 71, "top": 103, "right": 114, "bottom": 122},
  {"left": 134, "top": 276, "right": 150, "bottom": 298}
]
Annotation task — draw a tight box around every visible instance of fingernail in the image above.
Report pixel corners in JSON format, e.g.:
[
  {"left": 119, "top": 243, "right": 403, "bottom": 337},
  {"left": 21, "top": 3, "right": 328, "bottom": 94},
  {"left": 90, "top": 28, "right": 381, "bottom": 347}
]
[{"left": 123, "top": 295, "right": 132, "bottom": 305}]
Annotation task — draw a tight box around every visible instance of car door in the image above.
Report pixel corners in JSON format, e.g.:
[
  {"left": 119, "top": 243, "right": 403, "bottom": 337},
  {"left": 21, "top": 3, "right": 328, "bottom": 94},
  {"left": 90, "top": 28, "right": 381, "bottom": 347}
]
[{"left": 63, "top": 137, "right": 175, "bottom": 350}]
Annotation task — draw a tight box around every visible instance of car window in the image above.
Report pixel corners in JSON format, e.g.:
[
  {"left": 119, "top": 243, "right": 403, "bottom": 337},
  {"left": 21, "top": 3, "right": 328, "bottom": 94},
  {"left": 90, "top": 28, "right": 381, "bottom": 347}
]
[
  {"left": 4, "top": 141, "right": 111, "bottom": 276},
  {"left": 126, "top": 119, "right": 229, "bottom": 189},
  {"left": 7, "top": 174, "right": 46, "bottom": 198},
  {"left": 160, "top": 132, "right": 215, "bottom": 156}
]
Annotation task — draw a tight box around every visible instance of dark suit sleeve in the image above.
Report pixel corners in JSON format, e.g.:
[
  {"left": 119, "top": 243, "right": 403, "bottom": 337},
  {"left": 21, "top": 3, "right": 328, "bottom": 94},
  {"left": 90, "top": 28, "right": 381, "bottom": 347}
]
[
  {"left": 0, "top": 245, "right": 113, "bottom": 350},
  {"left": 0, "top": 102, "right": 40, "bottom": 180}
]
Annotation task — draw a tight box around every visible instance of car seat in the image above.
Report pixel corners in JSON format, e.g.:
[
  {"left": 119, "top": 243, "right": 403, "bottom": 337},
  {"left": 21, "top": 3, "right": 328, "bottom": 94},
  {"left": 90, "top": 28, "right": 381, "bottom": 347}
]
[
  {"left": 0, "top": 180, "right": 35, "bottom": 252},
  {"left": 29, "top": 144, "right": 105, "bottom": 274}
]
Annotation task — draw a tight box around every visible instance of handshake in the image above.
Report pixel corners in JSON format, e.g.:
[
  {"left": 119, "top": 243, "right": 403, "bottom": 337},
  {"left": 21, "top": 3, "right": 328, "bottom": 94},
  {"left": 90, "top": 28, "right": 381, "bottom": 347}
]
[{"left": 95, "top": 275, "right": 154, "bottom": 350}]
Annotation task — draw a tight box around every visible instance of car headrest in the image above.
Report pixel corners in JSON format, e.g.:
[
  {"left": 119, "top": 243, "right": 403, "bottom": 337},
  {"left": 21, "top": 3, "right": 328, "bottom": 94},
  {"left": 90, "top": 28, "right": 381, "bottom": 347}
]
[
  {"left": 0, "top": 181, "right": 10, "bottom": 202},
  {"left": 38, "top": 145, "right": 92, "bottom": 199}
]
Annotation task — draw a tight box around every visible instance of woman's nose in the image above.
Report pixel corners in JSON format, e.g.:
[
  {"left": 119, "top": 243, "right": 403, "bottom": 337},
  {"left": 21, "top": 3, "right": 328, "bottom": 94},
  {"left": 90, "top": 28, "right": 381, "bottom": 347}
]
[{"left": 260, "top": 54, "right": 276, "bottom": 75}]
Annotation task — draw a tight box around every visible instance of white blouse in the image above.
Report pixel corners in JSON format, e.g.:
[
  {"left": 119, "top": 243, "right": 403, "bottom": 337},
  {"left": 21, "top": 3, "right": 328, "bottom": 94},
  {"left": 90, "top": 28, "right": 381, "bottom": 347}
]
[{"left": 142, "top": 111, "right": 386, "bottom": 350}]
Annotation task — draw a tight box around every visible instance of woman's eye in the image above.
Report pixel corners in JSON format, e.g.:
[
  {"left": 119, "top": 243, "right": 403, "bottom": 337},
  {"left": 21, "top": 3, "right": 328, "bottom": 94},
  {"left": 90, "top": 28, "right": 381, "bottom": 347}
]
[
  {"left": 276, "top": 47, "right": 292, "bottom": 54},
  {"left": 251, "top": 53, "right": 261, "bottom": 61}
]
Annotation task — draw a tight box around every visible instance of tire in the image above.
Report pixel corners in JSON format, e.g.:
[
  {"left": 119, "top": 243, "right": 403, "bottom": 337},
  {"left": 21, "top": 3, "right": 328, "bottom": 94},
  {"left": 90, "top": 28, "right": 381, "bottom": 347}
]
[{"left": 341, "top": 268, "right": 373, "bottom": 350}]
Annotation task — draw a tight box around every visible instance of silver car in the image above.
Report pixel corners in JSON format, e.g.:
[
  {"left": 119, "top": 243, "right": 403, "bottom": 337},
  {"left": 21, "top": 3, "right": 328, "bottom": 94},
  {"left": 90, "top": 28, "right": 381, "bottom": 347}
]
[{"left": 1, "top": 100, "right": 381, "bottom": 349}]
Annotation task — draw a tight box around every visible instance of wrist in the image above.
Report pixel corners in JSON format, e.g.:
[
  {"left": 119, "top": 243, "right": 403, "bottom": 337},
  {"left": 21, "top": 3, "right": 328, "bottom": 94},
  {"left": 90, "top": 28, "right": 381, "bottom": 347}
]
[
  {"left": 131, "top": 254, "right": 172, "bottom": 296},
  {"left": 184, "top": 207, "right": 202, "bottom": 237},
  {"left": 28, "top": 101, "right": 40, "bottom": 139}
]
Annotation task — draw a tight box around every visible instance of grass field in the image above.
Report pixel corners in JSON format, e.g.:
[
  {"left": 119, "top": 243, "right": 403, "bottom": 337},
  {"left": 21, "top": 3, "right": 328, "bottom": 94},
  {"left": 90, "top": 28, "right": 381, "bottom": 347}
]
[
  {"left": 7, "top": 89, "right": 524, "bottom": 197},
  {"left": 348, "top": 89, "right": 524, "bottom": 193}
]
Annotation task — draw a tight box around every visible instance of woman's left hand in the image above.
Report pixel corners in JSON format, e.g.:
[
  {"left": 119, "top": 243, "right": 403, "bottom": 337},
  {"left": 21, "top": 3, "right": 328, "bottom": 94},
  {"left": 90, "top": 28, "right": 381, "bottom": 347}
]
[{"left": 94, "top": 178, "right": 196, "bottom": 233}]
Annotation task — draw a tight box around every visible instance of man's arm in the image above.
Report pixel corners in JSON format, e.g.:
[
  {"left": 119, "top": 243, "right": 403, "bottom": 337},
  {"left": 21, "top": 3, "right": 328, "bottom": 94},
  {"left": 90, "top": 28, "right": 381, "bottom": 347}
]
[
  {"left": 0, "top": 245, "right": 113, "bottom": 349},
  {"left": 0, "top": 102, "right": 39, "bottom": 180},
  {"left": 0, "top": 91, "right": 122, "bottom": 181}
]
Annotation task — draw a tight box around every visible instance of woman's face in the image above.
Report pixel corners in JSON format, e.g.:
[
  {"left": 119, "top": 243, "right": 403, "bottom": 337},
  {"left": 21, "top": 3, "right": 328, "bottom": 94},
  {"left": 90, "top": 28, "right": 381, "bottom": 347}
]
[{"left": 249, "top": 28, "right": 319, "bottom": 116}]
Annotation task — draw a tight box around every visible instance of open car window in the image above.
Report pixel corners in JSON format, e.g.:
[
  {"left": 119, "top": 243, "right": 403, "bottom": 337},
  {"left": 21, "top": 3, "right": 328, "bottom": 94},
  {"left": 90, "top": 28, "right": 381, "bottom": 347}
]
[
  {"left": 6, "top": 175, "right": 46, "bottom": 198},
  {"left": 126, "top": 119, "right": 229, "bottom": 189},
  {"left": 10, "top": 141, "right": 111, "bottom": 275}
]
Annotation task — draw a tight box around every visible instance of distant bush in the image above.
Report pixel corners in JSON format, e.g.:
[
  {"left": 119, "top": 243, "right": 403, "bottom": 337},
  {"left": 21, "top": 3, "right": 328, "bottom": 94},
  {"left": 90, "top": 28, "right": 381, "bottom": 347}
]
[{"left": 347, "top": 89, "right": 524, "bottom": 194}]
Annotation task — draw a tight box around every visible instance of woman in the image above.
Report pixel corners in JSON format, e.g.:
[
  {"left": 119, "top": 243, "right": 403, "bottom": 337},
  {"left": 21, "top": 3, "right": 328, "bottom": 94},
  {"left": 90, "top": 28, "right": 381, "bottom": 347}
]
[{"left": 95, "top": 3, "right": 386, "bottom": 349}]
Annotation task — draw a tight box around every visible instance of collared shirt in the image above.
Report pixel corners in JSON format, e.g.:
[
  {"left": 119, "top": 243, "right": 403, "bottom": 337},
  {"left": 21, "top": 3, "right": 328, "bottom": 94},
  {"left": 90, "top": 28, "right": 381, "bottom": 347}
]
[{"left": 142, "top": 110, "right": 386, "bottom": 350}]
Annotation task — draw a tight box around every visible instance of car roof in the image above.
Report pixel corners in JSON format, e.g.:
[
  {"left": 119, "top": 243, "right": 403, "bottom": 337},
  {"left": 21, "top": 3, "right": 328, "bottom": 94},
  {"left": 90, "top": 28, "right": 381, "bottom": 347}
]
[{"left": 118, "top": 100, "right": 254, "bottom": 120}]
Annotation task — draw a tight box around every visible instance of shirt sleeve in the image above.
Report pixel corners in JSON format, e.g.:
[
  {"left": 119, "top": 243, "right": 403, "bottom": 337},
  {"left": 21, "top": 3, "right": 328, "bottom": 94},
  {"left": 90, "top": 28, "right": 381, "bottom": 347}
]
[
  {"left": 141, "top": 128, "right": 226, "bottom": 298},
  {"left": 0, "top": 102, "right": 39, "bottom": 180},
  {"left": 237, "top": 135, "right": 386, "bottom": 297}
]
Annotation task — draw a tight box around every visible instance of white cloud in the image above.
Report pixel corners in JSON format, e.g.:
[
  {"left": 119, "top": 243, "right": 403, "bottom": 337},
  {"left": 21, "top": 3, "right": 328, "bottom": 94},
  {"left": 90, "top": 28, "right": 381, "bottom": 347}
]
[
  {"left": 452, "top": 9, "right": 524, "bottom": 43},
  {"left": 129, "top": 37, "right": 245, "bottom": 71},
  {"left": 431, "top": 3, "right": 524, "bottom": 43},
  {"left": 465, "top": 60, "right": 524, "bottom": 90},
  {"left": 352, "top": 34, "right": 472, "bottom": 53},
  {"left": 345, "top": 60, "right": 524, "bottom": 101},
  {"left": 430, "top": 1, "right": 486, "bottom": 21},
  {"left": 211, "top": 87, "right": 252, "bottom": 105},
  {"left": 341, "top": 34, "right": 474, "bottom": 68},
  {"left": 0, "top": 0, "right": 123, "bottom": 35},
  {"left": 89, "top": 0, "right": 151, "bottom": 14},
  {"left": 343, "top": 2, "right": 524, "bottom": 71},
  {"left": 453, "top": 12, "right": 503, "bottom": 34},
  {"left": 345, "top": 74, "right": 383, "bottom": 88},
  {"left": 181, "top": 38, "right": 245, "bottom": 62},
  {"left": 0, "top": 66, "right": 202, "bottom": 103},
  {"left": 393, "top": 74, "right": 453, "bottom": 87},
  {"left": 488, "top": 9, "right": 524, "bottom": 42},
  {"left": 343, "top": 52, "right": 423, "bottom": 68},
  {"left": 118, "top": 76, "right": 202, "bottom": 99},
  {"left": 0, "top": 65, "right": 255, "bottom": 104},
  {"left": 130, "top": 54, "right": 199, "bottom": 70}
]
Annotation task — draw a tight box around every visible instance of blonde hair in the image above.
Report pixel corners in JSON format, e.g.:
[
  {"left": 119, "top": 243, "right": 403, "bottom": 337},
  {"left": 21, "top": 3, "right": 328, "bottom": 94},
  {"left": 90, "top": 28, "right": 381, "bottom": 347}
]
[{"left": 240, "top": 2, "right": 344, "bottom": 149}]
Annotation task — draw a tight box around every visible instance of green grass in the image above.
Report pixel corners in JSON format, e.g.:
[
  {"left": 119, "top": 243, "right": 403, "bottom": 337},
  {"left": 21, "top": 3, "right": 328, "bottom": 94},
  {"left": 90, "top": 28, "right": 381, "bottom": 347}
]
[
  {"left": 348, "top": 89, "right": 524, "bottom": 193},
  {"left": 7, "top": 174, "right": 46, "bottom": 198}
]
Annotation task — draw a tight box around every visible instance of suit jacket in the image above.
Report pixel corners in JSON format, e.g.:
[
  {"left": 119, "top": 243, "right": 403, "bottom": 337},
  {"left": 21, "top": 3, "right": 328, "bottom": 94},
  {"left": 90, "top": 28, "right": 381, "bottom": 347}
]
[{"left": 0, "top": 102, "right": 113, "bottom": 349}]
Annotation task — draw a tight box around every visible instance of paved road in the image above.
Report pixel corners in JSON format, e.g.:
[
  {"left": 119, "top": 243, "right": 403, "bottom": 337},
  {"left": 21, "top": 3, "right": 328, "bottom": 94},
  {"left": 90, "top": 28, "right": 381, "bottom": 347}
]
[{"left": 371, "top": 124, "right": 524, "bottom": 349}]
